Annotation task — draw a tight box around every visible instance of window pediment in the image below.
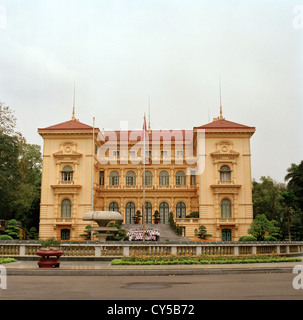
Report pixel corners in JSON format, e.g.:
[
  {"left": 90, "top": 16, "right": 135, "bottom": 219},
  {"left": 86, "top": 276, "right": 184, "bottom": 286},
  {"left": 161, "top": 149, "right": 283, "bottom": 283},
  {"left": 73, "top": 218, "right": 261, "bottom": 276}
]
[
  {"left": 53, "top": 142, "right": 82, "bottom": 159},
  {"left": 53, "top": 149, "right": 83, "bottom": 159},
  {"left": 210, "top": 142, "right": 239, "bottom": 161}
]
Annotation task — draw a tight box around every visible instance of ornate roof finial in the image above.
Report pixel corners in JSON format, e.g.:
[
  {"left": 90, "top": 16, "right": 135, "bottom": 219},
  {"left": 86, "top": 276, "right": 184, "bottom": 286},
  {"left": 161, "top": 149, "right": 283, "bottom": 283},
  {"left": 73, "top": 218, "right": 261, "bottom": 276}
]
[
  {"left": 72, "top": 80, "right": 76, "bottom": 121},
  {"left": 219, "top": 74, "right": 224, "bottom": 120},
  {"left": 148, "top": 95, "right": 151, "bottom": 134}
]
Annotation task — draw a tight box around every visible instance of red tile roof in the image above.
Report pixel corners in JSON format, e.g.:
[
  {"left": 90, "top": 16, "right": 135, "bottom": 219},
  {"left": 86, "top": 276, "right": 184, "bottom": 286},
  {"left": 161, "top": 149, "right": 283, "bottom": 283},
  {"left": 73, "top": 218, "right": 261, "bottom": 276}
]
[
  {"left": 100, "top": 129, "right": 193, "bottom": 142},
  {"left": 195, "top": 118, "right": 255, "bottom": 130},
  {"left": 38, "top": 119, "right": 94, "bottom": 131}
]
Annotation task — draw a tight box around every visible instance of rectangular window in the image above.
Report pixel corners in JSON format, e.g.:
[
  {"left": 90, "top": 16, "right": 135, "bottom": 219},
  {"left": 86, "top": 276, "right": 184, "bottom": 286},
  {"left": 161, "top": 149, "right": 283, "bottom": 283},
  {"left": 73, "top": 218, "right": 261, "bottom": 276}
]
[
  {"left": 99, "top": 171, "right": 104, "bottom": 185},
  {"left": 161, "top": 151, "right": 167, "bottom": 157},
  {"left": 177, "top": 151, "right": 183, "bottom": 157},
  {"left": 190, "top": 171, "right": 196, "bottom": 185},
  {"left": 129, "top": 151, "right": 136, "bottom": 158},
  {"left": 113, "top": 151, "right": 119, "bottom": 157}
]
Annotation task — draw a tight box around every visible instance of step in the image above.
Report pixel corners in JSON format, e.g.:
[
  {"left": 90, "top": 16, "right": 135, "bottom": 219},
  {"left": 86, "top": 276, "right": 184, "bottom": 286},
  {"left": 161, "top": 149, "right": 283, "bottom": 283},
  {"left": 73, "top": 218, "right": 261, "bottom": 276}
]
[{"left": 122, "top": 224, "right": 191, "bottom": 242}]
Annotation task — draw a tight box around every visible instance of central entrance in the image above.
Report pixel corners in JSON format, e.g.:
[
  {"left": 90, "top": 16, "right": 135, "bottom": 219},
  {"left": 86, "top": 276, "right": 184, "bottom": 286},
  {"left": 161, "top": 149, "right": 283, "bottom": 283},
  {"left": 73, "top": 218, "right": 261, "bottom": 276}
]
[
  {"left": 159, "top": 202, "right": 169, "bottom": 224},
  {"left": 222, "top": 229, "right": 231, "bottom": 241}
]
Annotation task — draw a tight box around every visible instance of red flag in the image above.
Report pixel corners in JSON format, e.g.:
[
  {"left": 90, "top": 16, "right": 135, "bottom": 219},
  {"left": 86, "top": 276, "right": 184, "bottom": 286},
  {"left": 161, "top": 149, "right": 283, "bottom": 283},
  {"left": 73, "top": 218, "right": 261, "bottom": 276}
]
[
  {"left": 142, "top": 114, "right": 147, "bottom": 140},
  {"left": 142, "top": 114, "right": 150, "bottom": 164}
]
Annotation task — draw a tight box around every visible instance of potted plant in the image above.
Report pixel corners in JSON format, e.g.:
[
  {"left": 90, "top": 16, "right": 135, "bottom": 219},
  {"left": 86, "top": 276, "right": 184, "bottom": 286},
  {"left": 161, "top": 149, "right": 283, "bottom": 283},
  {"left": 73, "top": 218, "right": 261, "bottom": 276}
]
[
  {"left": 36, "top": 238, "right": 63, "bottom": 268},
  {"left": 153, "top": 210, "right": 160, "bottom": 224},
  {"left": 133, "top": 210, "right": 142, "bottom": 224}
]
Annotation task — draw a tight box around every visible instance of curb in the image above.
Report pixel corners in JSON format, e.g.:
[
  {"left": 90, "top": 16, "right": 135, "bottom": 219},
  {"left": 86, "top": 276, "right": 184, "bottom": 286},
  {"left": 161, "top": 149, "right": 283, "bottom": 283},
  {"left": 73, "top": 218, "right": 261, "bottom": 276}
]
[{"left": 5, "top": 265, "right": 295, "bottom": 276}]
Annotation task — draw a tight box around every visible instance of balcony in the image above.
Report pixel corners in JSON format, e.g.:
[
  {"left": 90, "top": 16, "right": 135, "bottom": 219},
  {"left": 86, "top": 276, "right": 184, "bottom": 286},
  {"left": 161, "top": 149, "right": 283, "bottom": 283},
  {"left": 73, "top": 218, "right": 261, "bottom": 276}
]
[
  {"left": 55, "top": 218, "right": 74, "bottom": 225},
  {"left": 218, "top": 180, "right": 233, "bottom": 185},
  {"left": 217, "top": 218, "right": 237, "bottom": 225}
]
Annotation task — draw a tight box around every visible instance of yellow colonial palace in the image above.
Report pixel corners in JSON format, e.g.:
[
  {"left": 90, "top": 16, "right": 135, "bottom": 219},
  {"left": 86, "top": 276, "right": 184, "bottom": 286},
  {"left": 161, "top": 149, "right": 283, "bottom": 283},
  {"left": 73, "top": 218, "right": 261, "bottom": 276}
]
[{"left": 38, "top": 110, "right": 255, "bottom": 241}]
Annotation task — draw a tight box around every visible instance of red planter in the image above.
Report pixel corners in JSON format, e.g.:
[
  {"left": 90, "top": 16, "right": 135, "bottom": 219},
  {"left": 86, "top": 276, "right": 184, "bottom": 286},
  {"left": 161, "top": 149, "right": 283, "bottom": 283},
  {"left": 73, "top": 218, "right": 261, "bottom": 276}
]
[{"left": 36, "top": 249, "right": 63, "bottom": 268}]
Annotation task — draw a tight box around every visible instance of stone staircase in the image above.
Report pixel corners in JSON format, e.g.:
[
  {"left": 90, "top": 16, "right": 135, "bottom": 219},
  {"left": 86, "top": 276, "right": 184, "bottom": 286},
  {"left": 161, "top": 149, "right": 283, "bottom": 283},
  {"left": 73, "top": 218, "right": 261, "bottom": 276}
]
[{"left": 122, "top": 223, "right": 191, "bottom": 242}]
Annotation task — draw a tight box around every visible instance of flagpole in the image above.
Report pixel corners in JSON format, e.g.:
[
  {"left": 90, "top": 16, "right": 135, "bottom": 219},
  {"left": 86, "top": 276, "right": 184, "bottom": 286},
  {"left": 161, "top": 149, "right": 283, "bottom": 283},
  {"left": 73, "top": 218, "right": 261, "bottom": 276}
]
[
  {"left": 91, "top": 116, "right": 95, "bottom": 240},
  {"left": 143, "top": 114, "right": 146, "bottom": 241}
]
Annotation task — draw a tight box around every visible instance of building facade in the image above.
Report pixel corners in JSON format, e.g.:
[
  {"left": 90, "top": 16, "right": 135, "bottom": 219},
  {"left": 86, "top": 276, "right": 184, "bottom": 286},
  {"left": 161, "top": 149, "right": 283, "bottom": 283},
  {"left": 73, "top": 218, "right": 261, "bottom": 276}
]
[{"left": 38, "top": 112, "right": 255, "bottom": 241}]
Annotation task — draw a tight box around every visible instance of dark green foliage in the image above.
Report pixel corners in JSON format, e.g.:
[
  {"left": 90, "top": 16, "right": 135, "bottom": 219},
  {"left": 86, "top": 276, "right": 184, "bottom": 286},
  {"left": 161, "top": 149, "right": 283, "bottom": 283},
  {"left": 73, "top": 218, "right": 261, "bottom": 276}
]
[
  {"left": 79, "top": 225, "right": 92, "bottom": 240},
  {"left": 248, "top": 214, "right": 279, "bottom": 241},
  {"left": 195, "top": 225, "right": 212, "bottom": 240},
  {"left": 153, "top": 210, "right": 160, "bottom": 223},
  {"left": 106, "top": 222, "right": 129, "bottom": 241},
  {"left": 185, "top": 211, "right": 199, "bottom": 218},
  {"left": 0, "top": 104, "right": 42, "bottom": 233},
  {"left": 4, "top": 219, "right": 22, "bottom": 239},
  {"left": 238, "top": 236, "right": 257, "bottom": 241},
  {"left": 168, "top": 212, "right": 182, "bottom": 235}
]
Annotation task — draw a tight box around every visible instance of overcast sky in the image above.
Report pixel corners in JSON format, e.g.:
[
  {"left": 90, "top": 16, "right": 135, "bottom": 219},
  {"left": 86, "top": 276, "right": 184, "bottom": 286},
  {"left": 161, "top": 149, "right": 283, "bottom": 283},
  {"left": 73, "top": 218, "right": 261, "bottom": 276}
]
[{"left": 0, "top": 0, "right": 302, "bottom": 183}]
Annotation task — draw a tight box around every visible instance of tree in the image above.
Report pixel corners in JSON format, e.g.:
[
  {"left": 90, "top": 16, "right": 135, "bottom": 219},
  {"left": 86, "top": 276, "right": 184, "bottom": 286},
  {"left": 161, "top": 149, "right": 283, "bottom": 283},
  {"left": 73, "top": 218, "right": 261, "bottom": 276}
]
[
  {"left": 0, "top": 104, "right": 42, "bottom": 232},
  {"left": 280, "top": 190, "right": 296, "bottom": 241},
  {"left": 248, "top": 214, "right": 279, "bottom": 241},
  {"left": 0, "top": 132, "right": 21, "bottom": 219},
  {"left": 195, "top": 225, "right": 212, "bottom": 240},
  {"left": 79, "top": 225, "right": 92, "bottom": 240},
  {"left": 106, "top": 222, "right": 129, "bottom": 241},
  {"left": 285, "top": 161, "right": 303, "bottom": 212},
  {"left": 4, "top": 219, "right": 22, "bottom": 239},
  {"left": 252, "top": 176, "right": 285, "bottom": 220},
  {"left": 0, "top": 103, "right": 17, "bottom": 136}
]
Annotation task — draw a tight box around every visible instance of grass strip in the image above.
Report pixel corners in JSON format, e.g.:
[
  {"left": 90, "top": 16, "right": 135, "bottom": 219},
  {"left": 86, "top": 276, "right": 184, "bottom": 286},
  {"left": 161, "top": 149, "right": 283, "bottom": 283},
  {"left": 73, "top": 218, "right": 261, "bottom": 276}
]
[
  {"left": 0, "top": 257, "right": 17, "bottom": 264},
  {"left": 111, "top": 254, "right": 302, "bottom": 265}
]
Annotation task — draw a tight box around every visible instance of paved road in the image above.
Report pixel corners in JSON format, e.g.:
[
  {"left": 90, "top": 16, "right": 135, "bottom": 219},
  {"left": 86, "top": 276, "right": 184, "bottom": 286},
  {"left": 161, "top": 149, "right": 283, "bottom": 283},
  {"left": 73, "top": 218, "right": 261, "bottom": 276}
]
[{"left": 1, "top": 273, "right": 303, "bottom": 300}]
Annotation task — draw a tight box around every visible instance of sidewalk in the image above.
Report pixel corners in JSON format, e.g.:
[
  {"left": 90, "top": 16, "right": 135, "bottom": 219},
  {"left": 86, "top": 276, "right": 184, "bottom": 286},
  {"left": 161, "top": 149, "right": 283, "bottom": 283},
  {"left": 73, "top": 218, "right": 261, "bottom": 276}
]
[{"left": 4, "top": 258, "right": 303, "bottom": 276}]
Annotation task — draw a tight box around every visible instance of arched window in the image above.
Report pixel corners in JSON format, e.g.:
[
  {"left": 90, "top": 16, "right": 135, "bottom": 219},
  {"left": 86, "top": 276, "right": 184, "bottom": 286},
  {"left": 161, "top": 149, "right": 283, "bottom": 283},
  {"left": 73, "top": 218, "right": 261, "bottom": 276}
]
[
  {"left": 220, "top": 165, "right": 231, "bottom": 181},
  {"left": 159, "top": 202, "right": 169, "bottom": 224},
  {"left": 109, "top": 171, "right": 119, "bottom": 186},
  {"left": 61, "top": 166, "right": 73, "bottom": 181},
  {"left": 143, "top": 202, "right": 152, "bottom": 224},
  {"left": 125, "top": 202, "right": 135, "bottom": 224},
  {"left": 176, "top": 171, "right": 186, "bottom": 185},
  {"left": 159, "top": 171, "right": 169, "bottom": 185},
  {"left": 61, "top": 229, "right": 70, "bottom": 240},
  {"left": 143, "top": 171, "right": 152, "bottom": 186},
  {"left": 221, "top": 199, "right": 232, "bottom": 218},
  {"left": 126, "top": 171, "right": 136, "bottom": 185},
  {"left": 176, "top": 202, "right": 186, "bottom": 218},
  {"left": 109, "top": 202, "right": 119, "bottom": 212},
  {"left": 61, "top": 199, "right": 71, "bottom": 218}
]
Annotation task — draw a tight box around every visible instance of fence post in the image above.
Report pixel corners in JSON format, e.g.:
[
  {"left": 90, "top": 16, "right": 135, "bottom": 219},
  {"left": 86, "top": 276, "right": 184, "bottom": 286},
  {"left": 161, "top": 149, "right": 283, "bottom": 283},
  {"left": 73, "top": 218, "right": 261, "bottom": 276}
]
[
  {"left": 123, "top": 246, "right": 130, "bottom": 257},
  {"left": 171, "top": 246, "right": 177, "bottom": 255},
  {"left": 276, "top": 245, "right": 280, "bottom": 255},
  {"left": 196, "top": 246, "right": 201, "bottom": 256},
  {"left": 234, "top": 246, "right": 239, "bottom": 256},
  {"left": 19, "top": 245, "right": 26, "bottom": 256},
  {"left": 95, "top": 246, "right": 101, "bottom": 257}
]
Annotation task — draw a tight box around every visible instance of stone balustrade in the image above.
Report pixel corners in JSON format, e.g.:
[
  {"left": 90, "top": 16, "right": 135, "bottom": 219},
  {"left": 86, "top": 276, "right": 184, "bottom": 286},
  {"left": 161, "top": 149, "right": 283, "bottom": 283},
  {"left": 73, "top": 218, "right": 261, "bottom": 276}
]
[{"left": 0, "top": 241, "right": 302, "bottom": 259}]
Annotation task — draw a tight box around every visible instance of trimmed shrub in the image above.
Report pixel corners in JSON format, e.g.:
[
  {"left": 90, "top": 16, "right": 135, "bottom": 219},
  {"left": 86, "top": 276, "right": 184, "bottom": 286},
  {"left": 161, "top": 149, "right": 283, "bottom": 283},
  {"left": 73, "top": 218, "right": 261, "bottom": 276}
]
[
  {"left": 264, "top": 235, "right": 278, "bottom": 241},
  {"left": 238, "top": 236, "right": 257, "bottom": 241},
  {"left": 0, "top": 235, "right": 13, "bottom": 240}
]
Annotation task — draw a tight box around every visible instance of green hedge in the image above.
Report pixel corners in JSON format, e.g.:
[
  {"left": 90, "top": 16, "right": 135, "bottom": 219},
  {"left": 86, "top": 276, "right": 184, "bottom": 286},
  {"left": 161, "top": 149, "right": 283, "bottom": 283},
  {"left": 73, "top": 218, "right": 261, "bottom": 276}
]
[
  {"left": 0, "top": 257, "right": 17, "bottom": 264},
  {"left": 168, "top": 212, "right": 182, "bottom": 235},
  {"left": 111, "top": 254, "right": 301, "bottom": 265},
  {"left": 238, "top": 236, "right": 257, "bottom": 241}
]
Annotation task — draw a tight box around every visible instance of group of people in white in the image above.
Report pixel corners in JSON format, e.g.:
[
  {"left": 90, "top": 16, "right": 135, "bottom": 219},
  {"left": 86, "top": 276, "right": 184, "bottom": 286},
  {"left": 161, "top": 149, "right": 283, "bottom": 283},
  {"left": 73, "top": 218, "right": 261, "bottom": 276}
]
[{"left": 126, "top": 228, "right": 160, "bottom": 241}]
